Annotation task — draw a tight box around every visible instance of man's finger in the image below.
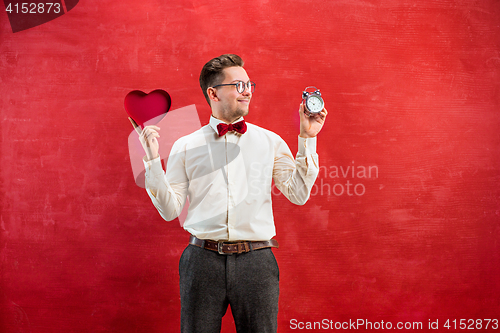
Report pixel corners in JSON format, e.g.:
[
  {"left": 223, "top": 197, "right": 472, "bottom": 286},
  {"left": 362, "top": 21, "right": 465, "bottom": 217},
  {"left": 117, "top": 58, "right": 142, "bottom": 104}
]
[
  {"left": 144, "top": 125, "right": 161, "bottom": 131},
  {"left": 299, "top": 102, "right": 311, "bottom": 118},
  {"left": 147, "top": 132, "right": 160, "bottom": 140},
  {"left": 143, "top": 128, "right": 159, "bottom": 138}
]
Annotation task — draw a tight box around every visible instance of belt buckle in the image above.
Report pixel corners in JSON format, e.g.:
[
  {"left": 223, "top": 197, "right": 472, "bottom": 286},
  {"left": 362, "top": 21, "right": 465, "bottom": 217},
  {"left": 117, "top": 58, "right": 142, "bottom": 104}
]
[
  {"left": 218, "top": 241, "right": 229, "bottom": 255},
  {"left": 217, "top": 241, "right": 234, "bottom": 255}
]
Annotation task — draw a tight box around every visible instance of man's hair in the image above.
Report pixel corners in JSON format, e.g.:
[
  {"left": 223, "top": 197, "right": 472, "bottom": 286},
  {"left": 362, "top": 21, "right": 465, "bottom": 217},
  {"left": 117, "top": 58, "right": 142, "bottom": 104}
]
[{"left": 199, "top": 54, "right": 244, "bottom": 106}]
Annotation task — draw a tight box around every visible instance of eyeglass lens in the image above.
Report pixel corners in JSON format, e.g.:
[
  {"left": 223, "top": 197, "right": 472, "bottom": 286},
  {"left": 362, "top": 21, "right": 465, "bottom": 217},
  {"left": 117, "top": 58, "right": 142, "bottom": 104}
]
[{"left": 236, "top": 81, "right": 255, "bottom": 93}]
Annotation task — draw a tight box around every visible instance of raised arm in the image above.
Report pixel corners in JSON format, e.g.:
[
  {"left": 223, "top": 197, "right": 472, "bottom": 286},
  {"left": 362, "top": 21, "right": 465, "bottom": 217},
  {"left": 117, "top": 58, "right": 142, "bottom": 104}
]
[
  {"left": 272, "top": 102, "right": 328, "bottom": 205},
  {"left": 139, "top": 125, "right": 189, "bottom": 221}
]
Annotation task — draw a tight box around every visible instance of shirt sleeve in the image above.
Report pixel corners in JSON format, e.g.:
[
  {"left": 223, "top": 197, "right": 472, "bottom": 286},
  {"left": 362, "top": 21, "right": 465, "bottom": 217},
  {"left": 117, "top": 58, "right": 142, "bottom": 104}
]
[
  {"left": 272, "top": 136, "right": 319, "bottom": 205},
  {"left": 143, "top": 140, "right": 189, "bottom": 221}
]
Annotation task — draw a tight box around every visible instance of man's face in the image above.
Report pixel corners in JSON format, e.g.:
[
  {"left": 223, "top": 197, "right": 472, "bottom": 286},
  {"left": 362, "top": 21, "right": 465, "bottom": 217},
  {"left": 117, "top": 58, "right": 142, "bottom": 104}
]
[{"left": 212, "top": 66, "right": 252, "bottom": 123}]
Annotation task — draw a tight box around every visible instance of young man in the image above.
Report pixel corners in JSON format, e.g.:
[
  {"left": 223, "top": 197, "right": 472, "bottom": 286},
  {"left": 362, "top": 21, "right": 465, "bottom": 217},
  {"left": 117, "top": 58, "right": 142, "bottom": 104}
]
[{"left": 139, "top": 54, "right": 327, "bottom": 333}]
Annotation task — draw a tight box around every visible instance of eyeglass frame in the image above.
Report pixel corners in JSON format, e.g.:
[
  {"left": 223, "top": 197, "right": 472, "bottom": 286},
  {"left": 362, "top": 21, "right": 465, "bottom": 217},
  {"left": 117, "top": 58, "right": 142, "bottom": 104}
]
[{"left": 211, "top": 80, "right": 256, "bottom": 94}]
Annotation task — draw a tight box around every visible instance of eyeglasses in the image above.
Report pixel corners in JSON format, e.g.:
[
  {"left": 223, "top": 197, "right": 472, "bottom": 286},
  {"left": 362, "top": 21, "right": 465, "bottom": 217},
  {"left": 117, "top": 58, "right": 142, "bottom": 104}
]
[{"left": 212, "top": 80, "right": 256, "bottom": 94}]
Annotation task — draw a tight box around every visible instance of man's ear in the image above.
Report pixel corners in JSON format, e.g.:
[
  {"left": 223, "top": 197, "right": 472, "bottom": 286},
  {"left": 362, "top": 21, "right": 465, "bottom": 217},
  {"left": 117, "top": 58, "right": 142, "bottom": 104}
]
[{"left": 207, "top": 87, "right": 219, "bottom": 103}]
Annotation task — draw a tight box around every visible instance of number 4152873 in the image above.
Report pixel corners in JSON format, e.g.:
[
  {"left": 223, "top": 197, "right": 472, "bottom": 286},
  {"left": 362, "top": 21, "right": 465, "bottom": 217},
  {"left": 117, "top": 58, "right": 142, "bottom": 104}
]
[
  {"left": 444, "top": 319, "right": 498, "bottom": 330},
  {"left": 5, "top": 3, "right": 62, "bottom": 14}
]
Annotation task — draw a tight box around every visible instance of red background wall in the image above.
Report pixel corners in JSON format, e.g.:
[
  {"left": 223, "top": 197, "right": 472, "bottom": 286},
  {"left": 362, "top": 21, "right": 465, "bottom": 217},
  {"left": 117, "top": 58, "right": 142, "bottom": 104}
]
[{"left": 1, "top": 0, "right": 499, "bottom": 332}]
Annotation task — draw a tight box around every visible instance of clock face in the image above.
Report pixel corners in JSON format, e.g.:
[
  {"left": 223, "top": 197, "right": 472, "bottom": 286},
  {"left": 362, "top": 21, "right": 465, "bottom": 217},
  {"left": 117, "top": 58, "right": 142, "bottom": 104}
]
[{"left": 306, "top": 95, "right": 324, "bottom": 113}]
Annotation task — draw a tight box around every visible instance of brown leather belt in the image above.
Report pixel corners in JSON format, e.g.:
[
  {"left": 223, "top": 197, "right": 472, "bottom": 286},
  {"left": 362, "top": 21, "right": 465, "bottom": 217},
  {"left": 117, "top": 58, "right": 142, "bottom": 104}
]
[{"left": 189, "top": 235, "right": 279, "bottom": 255}]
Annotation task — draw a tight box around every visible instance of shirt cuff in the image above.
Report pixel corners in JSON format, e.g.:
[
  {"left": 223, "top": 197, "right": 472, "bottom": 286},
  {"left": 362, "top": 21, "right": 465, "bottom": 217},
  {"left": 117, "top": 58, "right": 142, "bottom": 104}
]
[
  {"left": 143, "top": 155, "right": 164, "bottom": 178},
  {"left": 298, "top": 136, "right": 317, "bottom": 156}
]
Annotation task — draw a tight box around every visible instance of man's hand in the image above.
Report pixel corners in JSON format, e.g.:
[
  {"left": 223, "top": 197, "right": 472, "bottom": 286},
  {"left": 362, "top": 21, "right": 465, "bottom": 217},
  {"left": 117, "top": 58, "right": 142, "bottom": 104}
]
[
  {"left": 299, "top": 102, "right": 328, "bottom": 138},
  {"left": 139, "top": 125, "right": 161, "bottom": 161}
]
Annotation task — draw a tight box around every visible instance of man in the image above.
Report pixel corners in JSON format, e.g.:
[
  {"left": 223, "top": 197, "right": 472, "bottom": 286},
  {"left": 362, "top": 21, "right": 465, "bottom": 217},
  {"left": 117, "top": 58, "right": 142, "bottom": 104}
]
[{"left": 138, "top": 54, "right": 327, "bottom": 333}]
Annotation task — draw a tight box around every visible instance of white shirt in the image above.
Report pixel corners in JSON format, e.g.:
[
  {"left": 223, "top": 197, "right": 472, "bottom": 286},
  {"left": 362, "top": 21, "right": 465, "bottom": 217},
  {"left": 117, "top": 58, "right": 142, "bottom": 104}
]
[{"left": 143, "top": 116, "right": 319, "bottom": 241}]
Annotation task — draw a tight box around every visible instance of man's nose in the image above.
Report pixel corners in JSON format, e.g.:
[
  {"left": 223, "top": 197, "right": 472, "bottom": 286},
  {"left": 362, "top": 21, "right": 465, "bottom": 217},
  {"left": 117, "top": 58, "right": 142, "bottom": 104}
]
[{"left": 241, "top": 86, "right": 252, "bottom": 96}]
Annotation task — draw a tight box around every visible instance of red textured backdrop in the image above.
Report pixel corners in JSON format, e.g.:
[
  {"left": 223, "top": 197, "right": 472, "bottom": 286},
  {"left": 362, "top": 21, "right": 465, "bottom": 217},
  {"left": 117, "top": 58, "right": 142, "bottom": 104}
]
[{"left": 1, "top": 0, "right": 499, "bottom": 332}]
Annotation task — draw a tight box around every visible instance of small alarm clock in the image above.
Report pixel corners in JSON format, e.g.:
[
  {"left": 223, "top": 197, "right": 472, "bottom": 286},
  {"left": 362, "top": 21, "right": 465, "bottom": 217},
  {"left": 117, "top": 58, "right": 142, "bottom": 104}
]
[{"left": 302, "top": 86, "right": 324, "bottom": 115}]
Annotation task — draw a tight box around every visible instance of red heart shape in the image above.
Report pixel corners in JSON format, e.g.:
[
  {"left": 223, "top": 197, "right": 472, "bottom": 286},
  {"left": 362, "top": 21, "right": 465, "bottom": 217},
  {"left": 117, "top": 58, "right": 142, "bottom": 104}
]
[{"left": 124, "top": 89, "right": 172, "bottom": 128}]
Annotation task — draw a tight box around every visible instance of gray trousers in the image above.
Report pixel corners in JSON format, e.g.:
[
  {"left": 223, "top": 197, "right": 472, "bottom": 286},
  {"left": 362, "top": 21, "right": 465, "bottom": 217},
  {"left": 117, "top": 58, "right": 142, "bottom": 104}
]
[{"left": 179, "top": 244, "right": 279, "bottom": 333}]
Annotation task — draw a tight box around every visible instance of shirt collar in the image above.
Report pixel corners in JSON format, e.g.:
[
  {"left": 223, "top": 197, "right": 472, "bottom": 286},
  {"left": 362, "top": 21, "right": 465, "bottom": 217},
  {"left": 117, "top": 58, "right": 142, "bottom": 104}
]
[{"left": 209, "top": 115, "right": 245, "bottom": 135}]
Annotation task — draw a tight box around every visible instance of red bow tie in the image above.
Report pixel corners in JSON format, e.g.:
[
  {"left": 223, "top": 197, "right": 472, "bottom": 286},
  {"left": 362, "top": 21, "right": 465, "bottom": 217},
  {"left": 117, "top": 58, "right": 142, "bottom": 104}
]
[{"left": 217, "top": 120, "right": 247, "bottom": 136}]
